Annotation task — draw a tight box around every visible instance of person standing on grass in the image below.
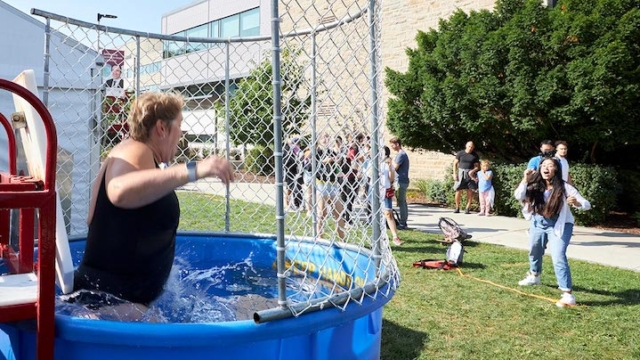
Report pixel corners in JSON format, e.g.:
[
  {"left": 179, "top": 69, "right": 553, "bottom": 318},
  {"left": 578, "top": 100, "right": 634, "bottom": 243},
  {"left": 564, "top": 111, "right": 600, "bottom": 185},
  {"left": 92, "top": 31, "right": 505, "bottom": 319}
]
[
  {"left": 314, "top": 134, "right": 346, "bottom": 240},
  {"left": 283, "top": 137, "right": 303, "bottom": 211},
  {"left": 381, "top": 146, "right": 402, "bottom": 245},
  {"left": 389, "top": 136, "right": 410, "bottom": 229},
  {"left": 477, "top": 160, "right": 494, "bottom": 216},
  {"left": 452, "top": 141, "right": 479, "bottom": 214},
  {"left": 515, "top": 156, "right": 591, "bottom": 308}
]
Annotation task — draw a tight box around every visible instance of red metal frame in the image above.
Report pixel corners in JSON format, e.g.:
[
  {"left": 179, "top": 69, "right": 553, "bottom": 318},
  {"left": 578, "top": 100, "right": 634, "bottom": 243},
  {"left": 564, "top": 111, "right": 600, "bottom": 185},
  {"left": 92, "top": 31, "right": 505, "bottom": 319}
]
[
  {"left": 0, "top": 113, "right": 17, "bottom": 175},
  {"left": 0, "top": 113, "right": 17, "bottom": 252},
  {"left": 0, "top": 78, "right": 58, "bottom": 360}
]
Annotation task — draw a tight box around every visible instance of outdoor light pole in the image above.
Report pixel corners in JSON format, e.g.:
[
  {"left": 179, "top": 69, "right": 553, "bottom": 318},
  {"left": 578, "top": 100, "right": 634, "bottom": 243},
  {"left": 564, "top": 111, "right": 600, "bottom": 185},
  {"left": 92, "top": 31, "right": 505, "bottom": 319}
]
[
  {"left": 96, "top": 13, "right": 118, "bottom": 151},
  {"left": 96, "top": 13, "right": 118, "bottom": 57}
]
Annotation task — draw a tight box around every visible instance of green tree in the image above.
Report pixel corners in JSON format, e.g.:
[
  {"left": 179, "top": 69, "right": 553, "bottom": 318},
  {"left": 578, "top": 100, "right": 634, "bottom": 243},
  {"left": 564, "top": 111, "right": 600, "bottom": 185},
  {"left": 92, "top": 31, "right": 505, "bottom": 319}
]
[
  {"left": 219, "top": 48, "right": 311, "bottom": 148},
  {"left": 385, "top": 0, "right": 640, "bottom": 165}
]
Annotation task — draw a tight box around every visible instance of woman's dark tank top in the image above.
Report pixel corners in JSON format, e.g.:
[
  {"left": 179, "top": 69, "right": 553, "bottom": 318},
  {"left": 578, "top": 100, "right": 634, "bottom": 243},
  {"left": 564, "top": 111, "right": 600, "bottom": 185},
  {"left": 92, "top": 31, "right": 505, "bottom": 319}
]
[{"left": 74, "top": 164, "right": 180, "bottom": 305}]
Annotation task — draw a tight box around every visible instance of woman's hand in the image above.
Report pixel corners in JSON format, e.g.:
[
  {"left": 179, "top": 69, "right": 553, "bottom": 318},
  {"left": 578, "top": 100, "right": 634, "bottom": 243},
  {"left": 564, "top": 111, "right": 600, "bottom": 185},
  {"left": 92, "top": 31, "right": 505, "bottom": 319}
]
[
  {"left": 567, "top": 196, "right": 581, "bottom": 207},
  {"left": 523, "top": 168, "right": 534, "bottom": 182},
  {"left": 197, "top": 156, "right": 235, "bottom": 185}
]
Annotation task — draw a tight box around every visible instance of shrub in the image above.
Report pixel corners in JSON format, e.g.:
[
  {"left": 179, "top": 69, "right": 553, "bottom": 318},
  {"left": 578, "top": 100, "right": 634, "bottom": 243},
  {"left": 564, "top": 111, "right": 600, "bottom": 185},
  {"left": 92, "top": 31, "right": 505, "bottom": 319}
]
[
  {"left": 426, "top": 179, "right": 449, "bottom": 204},
  {"left": 413, "top": 179, "right": 428, "bottom": 195},
  {"left": 569, "top": 164, "right": 617, "bottom": 226},
  {"left": 414, "top": 161, "right": 618, "bottom": 224},
  {"left": 615, "top": 170, "right": 640, "bottom": 213},
  {"left": 491, "top": 163, "right": 525, "bottom": 217},
  {"left": 245, "top": 145, "right": 274, "bottom": 176}
]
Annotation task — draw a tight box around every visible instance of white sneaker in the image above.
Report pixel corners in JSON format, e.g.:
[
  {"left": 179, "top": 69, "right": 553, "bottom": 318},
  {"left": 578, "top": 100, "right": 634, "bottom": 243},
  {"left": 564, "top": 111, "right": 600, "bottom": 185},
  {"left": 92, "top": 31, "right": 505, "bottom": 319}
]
[
  {"left": 518, "top": 272, "right": 541, "bottom": 286},
  {"left": 556, "top": 293, "right": 576, "bottom": 308}
]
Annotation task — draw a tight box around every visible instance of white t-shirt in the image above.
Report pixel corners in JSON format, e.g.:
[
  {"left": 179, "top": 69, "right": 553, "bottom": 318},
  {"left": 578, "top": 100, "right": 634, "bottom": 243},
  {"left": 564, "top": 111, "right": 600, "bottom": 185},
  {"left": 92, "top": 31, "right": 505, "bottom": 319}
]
[
  {"left": 557, "top": 156, "right": 569, "bottom": 182},
  {"left": 104, "top": 78, "right": 125, "bottom": 98}
]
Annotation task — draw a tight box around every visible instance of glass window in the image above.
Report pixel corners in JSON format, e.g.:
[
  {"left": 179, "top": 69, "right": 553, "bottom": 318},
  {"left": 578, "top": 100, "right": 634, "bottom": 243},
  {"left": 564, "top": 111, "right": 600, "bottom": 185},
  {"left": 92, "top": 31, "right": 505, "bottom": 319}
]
[
  {"left": 240, "top": 8, "right": 260, "bottom": 37},
  {"left": 186, "top": 24, "right": 208, "bottom": 52},
  {"left": 220, "top": 14, "right": 240, "bottom": 38},
  {"left": 163, "top": 40, "right": 184, "bottom": 58},
  {"left": 210, "top": 21, "right": 219, "bottom": 38}
]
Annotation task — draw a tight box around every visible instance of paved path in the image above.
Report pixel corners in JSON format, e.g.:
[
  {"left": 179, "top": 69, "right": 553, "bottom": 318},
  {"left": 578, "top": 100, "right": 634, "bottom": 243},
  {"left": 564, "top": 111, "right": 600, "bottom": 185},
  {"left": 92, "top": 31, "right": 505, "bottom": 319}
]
[
  {"left": 406, "top": 204, "right": 640, "bottom": 272},
  {"left": 182, "top": 180, "right": 640, "bottom": 272}
]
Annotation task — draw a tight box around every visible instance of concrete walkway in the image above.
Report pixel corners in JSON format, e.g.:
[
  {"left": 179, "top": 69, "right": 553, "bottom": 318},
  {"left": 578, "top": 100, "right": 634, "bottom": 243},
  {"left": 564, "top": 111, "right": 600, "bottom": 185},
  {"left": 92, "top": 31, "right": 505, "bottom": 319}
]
[
  {"left": 406, "top": 204, "right": 640, "bottom": 272},
  {"left": 181, "top": 180, "right": 640, "bottom": 272}
]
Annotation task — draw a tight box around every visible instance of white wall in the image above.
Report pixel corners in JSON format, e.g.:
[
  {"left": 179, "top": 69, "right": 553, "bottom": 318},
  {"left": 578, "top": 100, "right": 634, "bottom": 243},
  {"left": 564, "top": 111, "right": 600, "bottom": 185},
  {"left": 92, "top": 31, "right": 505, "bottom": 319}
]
[{"left": 162, "top": 0, "right": 269, "bottom": 36}]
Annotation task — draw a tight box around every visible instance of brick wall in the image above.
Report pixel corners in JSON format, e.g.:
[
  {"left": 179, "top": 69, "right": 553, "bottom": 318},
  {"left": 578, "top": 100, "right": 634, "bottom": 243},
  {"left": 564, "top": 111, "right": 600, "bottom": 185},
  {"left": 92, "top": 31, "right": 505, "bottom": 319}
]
[
  {"left": 283, "top": 0, "right": 496, "bottom": 184},
  {"left": 380, "top": 0, "right": 495, "bottom": 184}
]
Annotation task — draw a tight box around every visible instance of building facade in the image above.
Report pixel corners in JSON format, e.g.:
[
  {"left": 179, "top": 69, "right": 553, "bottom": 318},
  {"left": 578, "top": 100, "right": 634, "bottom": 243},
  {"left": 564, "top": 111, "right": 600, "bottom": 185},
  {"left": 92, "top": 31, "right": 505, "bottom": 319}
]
[{"left": 159, "top": 0, "right": 499, "bottom": 180}]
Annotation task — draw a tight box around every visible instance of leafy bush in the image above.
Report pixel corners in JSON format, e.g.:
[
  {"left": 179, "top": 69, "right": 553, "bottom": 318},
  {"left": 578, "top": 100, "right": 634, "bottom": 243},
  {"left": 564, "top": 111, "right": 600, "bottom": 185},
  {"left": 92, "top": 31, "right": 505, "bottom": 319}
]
[
  {"left": 569, "top": 164, "right": 617, "bottom": 225},
  {"left": 426, "top": 179, "right": 450, "bottom": 204},
  {"left": 413, "top": 179, "right": 428, "bottom": 195},
  {"left": 491, "top": 163, "right": 525, "bottom": 217},
  {"left": 616, "top": 170, "right": 640, "bottom": 213},
  {"left": 245, "top": 145, "right": 274, "bottom": 176},
  {"left": 414, "top": 161, "right": 618, "bottom": 224}
]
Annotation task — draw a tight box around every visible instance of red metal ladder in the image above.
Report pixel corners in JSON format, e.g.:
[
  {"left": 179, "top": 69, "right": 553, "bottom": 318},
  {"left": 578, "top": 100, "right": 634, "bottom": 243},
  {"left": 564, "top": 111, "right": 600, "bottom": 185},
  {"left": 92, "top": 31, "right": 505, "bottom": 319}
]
[{"left": 0, "top": 78, "right": 59, "bottom": 360}]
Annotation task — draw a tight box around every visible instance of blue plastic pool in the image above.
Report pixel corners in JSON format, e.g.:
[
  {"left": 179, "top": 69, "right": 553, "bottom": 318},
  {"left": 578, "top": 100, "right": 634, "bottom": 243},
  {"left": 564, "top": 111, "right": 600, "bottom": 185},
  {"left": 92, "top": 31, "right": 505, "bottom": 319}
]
[{"left": 0, "top": 232, "right": 395, "bottom": 360}]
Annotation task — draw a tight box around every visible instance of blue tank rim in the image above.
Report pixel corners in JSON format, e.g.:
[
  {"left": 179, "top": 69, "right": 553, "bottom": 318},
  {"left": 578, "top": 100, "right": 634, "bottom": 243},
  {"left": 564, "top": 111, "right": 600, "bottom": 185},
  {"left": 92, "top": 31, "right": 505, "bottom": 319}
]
[{"left": 54, "top": 231, "right": 396, "bottom": 347}]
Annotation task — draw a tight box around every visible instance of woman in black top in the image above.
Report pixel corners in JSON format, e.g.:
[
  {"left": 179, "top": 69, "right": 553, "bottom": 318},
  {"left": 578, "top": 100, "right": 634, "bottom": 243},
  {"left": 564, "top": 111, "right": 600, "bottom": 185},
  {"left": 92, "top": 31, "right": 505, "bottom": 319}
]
[{"left": 71, "top": 92, "right": 234, "bottom": 320}]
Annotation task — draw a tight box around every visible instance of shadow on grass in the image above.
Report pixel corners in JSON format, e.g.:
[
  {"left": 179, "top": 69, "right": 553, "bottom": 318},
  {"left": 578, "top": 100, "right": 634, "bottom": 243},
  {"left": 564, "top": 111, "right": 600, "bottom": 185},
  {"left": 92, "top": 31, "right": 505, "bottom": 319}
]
[
  {"left": 380, "top": 319, "right": 428, "bottom": 360},
  {"left": 572, "top": 286, "right": 640, "bottom": 306}
]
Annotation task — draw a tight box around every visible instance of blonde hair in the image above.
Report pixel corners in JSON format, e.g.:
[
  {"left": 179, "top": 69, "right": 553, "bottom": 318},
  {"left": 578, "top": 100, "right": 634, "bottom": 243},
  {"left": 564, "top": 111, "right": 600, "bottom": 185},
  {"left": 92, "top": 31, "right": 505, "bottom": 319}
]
[
  {"left": 127, "top": 92, "right": 184, "bottom": 142},
  {"left": 480, "top": 159, "right": 491, "bottom": 168}
]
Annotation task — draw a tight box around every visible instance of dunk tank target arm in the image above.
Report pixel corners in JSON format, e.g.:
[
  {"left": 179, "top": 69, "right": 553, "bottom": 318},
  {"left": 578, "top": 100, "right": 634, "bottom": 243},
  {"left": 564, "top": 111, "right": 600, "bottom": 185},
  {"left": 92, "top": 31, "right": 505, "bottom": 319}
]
[{"left": 0, "top": 70, "right": 70, "bottom": 359}]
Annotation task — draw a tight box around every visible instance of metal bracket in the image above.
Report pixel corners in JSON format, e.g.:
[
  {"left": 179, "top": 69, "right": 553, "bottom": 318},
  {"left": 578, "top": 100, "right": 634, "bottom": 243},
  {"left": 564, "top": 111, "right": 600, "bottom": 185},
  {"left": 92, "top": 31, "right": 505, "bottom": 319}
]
[{"left": 10, "top": 111, "right": 26, "bottom": 129}]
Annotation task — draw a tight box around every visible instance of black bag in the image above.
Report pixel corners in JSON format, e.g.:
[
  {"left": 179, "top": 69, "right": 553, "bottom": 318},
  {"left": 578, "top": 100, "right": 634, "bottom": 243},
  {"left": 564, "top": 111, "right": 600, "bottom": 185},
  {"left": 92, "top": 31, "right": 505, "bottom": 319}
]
[{"left": 385, "top": 209, "right": 401, "bottom": 229}]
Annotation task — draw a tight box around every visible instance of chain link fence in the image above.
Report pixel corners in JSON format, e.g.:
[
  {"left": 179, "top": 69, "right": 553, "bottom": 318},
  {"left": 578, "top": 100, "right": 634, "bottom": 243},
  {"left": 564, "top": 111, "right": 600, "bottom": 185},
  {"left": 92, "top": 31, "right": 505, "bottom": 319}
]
[{"left": 32, "top": 0, "right": 398, "bottom": 319}]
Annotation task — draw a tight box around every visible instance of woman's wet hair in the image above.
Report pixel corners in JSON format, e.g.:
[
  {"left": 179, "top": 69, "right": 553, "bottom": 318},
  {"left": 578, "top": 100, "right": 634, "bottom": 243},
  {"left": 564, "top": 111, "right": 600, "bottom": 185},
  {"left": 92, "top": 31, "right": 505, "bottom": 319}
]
[
  {"left": 127, "top": 92, "right": 184, "bottom": 142},
  {"left": 384, "top": 145, "right": 390, "bottom": 158}
]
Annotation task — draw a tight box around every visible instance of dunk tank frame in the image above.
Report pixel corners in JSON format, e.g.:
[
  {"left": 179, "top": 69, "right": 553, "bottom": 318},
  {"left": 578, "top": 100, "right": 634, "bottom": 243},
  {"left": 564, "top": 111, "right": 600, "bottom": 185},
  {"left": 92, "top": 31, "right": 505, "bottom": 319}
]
[{"left": 0, "top": 76, "right": 59, "bottom": 359}]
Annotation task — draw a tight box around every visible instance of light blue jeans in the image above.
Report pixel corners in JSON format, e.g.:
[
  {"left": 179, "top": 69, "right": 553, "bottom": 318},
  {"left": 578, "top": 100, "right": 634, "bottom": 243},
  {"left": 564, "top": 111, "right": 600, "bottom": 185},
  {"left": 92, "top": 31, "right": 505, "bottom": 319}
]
[
  {"left": 528, "top": 214, "right": 574, "bottom": 291},
  {"left": 396, "top": 182, "right": 409, "bottom": 226}
]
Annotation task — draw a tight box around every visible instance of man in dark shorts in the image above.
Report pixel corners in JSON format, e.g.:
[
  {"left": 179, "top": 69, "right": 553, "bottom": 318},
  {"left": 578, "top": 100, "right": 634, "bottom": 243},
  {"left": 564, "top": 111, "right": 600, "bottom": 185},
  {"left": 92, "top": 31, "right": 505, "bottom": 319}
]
[{"left": 452, "top": 141, "right": 480, "bottom": 214}]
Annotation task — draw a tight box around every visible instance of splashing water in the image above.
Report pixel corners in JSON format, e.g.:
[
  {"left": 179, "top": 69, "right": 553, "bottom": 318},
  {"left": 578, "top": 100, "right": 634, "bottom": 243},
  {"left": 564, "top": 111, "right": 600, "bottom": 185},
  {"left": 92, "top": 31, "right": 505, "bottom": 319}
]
[{"left": 56, "top": 252, "right": 338, "bottom": 323}]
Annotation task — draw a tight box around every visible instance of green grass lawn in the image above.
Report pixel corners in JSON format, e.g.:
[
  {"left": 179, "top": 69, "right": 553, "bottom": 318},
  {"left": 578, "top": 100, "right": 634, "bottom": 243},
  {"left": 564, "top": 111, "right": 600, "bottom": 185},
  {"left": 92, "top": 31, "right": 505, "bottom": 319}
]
[{"left": 178, "top": 192, "right": 640, "bottom": 360}]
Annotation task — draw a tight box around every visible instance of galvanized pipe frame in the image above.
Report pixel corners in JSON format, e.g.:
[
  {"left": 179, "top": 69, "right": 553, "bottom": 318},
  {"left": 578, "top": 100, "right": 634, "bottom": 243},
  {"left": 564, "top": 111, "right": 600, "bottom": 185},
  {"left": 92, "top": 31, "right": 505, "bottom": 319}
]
[{"left": 30, "top": 0, "right": 396, "bottom": 323}]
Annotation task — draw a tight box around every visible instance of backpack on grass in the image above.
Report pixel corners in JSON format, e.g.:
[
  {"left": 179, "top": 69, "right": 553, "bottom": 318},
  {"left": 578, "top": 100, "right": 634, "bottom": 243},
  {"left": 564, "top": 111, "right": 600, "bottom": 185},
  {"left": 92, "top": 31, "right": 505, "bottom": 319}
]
[{"left": 438, "top": 217, "right": 472, "bottom": 243}]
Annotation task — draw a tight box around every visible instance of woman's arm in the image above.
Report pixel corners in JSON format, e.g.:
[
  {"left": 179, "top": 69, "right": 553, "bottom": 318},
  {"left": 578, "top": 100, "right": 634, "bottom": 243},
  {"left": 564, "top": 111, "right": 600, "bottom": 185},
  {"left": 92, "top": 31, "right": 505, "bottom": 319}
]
[
  {"left": 387, "top": 158, "right": 395, "bottom": 184},
  {"left": 564, "top": 183, "right": 591, "bottom": 210},
  {"left": 514, "top": 169, "right": 534, "bottom": 200},
  {"left": 105, "top": 142, "right": 233, "bottom": 209},
  {"left": 514, "top": 181, "right": 527, "bottom": 201}
]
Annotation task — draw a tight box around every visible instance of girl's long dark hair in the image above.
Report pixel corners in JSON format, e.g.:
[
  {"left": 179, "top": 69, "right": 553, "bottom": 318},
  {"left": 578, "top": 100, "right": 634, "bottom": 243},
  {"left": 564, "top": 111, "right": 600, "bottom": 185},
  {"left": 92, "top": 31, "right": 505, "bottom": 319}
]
[{"left": 524, "top": 157, "right": 566, "bottom": 218}]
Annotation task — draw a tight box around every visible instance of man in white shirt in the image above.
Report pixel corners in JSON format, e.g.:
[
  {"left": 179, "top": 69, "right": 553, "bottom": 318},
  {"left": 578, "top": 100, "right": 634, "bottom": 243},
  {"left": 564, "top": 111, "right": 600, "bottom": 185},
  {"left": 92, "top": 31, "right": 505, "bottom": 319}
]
[
  {"left": 555, "top": 140, "right": 573, "bottom": 185},
  {"left": 104, "top": 65, "right": 125, "bottom": 98}
]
